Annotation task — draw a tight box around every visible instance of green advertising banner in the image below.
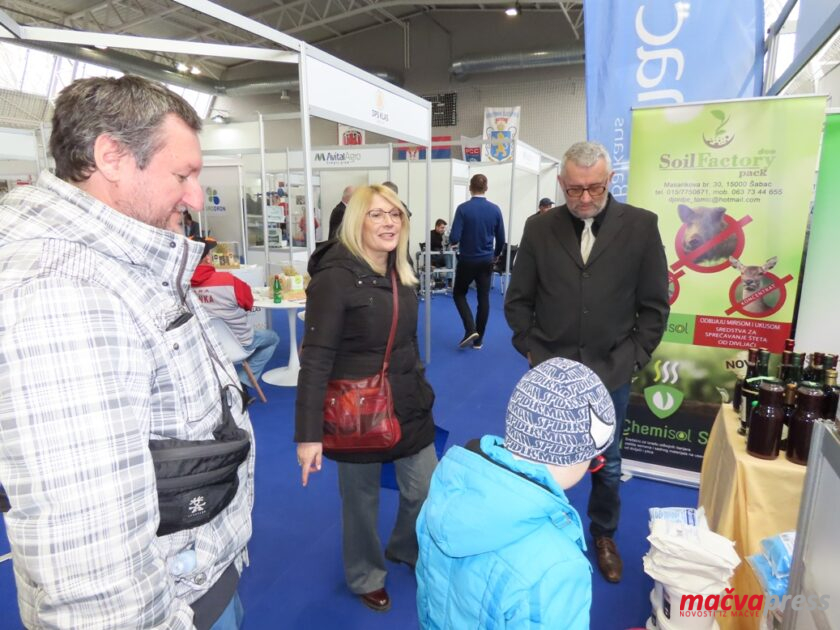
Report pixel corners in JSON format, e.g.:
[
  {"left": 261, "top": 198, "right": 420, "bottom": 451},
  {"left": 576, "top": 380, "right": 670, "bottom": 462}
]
[
  {"left": 792, "top": 113, "right": 840, "bottom": 356},
  {"left": 624, "top": 96, "right": 826, "bottom": 481}
]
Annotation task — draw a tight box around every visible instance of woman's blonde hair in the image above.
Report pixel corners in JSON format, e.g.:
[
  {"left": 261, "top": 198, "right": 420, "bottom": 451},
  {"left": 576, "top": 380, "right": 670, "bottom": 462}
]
[{"left": 338, "top": 185, "right": 418, "bottom": 286}]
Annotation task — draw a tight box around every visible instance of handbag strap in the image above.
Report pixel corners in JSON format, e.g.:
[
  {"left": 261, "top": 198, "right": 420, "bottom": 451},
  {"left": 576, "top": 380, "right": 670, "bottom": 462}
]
[{"left": 381, "top": 268, "right": 399, "bottom": 375}]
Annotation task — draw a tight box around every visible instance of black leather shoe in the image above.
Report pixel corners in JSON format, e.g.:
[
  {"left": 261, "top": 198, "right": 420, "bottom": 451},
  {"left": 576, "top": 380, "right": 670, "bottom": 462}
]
[
  {"left": 359, "top": 588, "right": 391, "bottom": 612},
  {"left": 595, "top": 536, "right": 623, "bottom": 583}
]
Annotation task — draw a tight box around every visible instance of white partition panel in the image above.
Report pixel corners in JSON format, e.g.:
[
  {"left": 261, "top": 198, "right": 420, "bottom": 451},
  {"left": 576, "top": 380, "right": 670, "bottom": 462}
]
[
  {"left": 510, "top": 167, "right": 539, "bottom": 245},
  {"left": 199, "top": 163, "right": 243, "bottom": 246},
  {"left": 0, "top": 128, "right": 38, "bottom": 160},
  {"left": 200, "top": 122, "right": 261, "bottom": 152}
]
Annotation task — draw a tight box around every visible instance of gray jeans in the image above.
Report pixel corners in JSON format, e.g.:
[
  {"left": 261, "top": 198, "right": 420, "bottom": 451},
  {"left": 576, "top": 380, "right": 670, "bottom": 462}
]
[{"left": 336, "top": 443, "right": 438, "bottom": 594}]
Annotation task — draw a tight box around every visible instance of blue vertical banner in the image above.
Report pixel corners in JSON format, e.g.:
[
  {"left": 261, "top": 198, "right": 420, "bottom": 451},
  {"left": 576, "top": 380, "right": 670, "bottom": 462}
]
[{"left": 584, "top": 1, "right": 764, "bottom": 202}]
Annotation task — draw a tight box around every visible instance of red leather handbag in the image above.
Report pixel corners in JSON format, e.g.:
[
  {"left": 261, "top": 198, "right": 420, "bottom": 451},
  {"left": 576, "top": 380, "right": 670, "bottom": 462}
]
[{"left": 322, "top": 269, "right": 402, "bottom": 452}]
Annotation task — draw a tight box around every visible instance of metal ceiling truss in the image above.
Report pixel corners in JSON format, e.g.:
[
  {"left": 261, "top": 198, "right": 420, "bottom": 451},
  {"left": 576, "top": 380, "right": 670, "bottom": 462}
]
[{"left": 1, "top": 0, "right": 582, "bottom": 77}]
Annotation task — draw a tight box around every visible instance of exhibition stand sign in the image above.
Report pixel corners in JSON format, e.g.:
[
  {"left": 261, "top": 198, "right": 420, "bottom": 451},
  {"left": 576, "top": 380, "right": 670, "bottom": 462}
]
[
  {"left": 584, "top": 0, "right": 764, "bottom": 203},
  {"left": 623, "top": 95, "right": 826, "bottom": 483}
]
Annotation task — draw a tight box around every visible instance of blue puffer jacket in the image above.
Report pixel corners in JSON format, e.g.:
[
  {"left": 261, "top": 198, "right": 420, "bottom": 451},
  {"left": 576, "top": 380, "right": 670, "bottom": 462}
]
[{"left": 416, "top": 436, "right": 592, "bottom": 629}]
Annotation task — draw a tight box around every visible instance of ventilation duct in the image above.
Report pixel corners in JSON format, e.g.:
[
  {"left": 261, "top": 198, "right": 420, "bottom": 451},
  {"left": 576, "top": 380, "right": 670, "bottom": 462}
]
[{"left": 450, "top": 47, "right": 584, "bottom": 77}]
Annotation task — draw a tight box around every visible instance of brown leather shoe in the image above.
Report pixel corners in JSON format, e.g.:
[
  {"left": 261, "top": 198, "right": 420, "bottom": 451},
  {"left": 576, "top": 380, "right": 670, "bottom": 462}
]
[
  {"left": 359, "top": 588, "right": 391, "bottom": 612},
  {"left": 595, "top": 536, "right": 623, "bottom": 583}
]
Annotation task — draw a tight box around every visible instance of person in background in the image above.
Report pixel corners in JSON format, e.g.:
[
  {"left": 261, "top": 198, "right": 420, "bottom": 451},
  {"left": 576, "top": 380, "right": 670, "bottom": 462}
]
[
  {"left": 449, "top": 173, "right": 505, "bottom": 350},
  {"left": 183, "top": 209, "right": 201, "bottom": 238},
  {"left": 328, "top": 185, "right": 356, "bottom": 240},
  {"left": 0, "top": 75, "right": 254, "bottom": 629},
  {"left": 429, "top": 219, "right": 448, "bottom": 268},
  {"left": 537, "top": 197, "right": 554, "bottom": 215},
  {"left": 296, "top": 212, "right": 321, "bottom": 247},
  {"left": 504, "top": 141, "right": 669, "bottom": 583},
  {"left": 295, "top": 185, "right": 437, "bottom": 614},
  {"left": 191, "top": 237, "right": 279, "bottom": 403},
  {"left": 429, "top": 219, "right": 447, "bottom": 252},
  {"left": 416, "top": 357, "right": 616, "bottom": 629}
]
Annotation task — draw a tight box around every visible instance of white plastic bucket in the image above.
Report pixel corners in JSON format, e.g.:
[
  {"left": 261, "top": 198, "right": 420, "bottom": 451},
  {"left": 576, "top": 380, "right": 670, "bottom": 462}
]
[{"left": 651, "top": 581, "right": 664, "bottom": 611}]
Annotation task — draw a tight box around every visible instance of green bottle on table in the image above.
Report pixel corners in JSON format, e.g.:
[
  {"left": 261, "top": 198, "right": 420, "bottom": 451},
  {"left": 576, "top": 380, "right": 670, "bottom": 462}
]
[{"left": 273, "top": 275, "right": 283, "bottom": 303}]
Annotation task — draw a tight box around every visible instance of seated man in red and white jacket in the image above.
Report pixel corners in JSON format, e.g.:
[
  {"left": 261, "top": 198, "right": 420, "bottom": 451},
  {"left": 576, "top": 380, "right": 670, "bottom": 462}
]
[{"left": 191, "top": 238, "right": 279, "bottom": 400}]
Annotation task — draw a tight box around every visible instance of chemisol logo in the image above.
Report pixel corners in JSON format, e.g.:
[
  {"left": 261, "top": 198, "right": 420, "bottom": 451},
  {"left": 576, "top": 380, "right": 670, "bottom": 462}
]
[
  {"left": 644, "top": 360, "right": 684, "bottom": 419},
  {"left": 702, "top": 109, "right": 734, "bottom": 149}
]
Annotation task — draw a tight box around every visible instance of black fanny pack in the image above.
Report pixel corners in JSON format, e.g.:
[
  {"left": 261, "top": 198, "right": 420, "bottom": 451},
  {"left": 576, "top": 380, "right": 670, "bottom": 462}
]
[
  {"left": 151, "top": 384, "right": 251, "bottom": 536},
  {"left": 1, "top": 385, "right": 250, "bottom": 537}
]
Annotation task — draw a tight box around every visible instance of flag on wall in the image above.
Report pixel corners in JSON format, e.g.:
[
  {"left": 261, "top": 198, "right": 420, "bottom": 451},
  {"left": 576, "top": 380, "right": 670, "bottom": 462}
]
[
  {"left": 394, "top": 136, "right": 453, "bottom": 160},
  {"left": 461, "top": 135, "right": 483, "bottom": 162},
  {"left": 483, "top": 106, "right": 520, "bottom": 162},
  {"left": 584, "top": 0, "right": 764, "bottom": 202},
  {"left": 338, "top": 124, "right": 365, "bottom": 146}
]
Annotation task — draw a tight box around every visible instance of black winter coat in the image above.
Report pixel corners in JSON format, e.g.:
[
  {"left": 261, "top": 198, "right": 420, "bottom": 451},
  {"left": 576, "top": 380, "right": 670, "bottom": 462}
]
[{"left": 294, "top": 241, "right": 436, "bottom": 463}]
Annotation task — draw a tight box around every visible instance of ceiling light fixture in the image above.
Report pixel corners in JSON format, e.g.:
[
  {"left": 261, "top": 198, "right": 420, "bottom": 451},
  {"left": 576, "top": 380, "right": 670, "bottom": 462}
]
[
  {"left": 190, "top": 66, "right": 201, "bottom": 75},
  {"left": 176, "top": 62, "right": 189, "bottom": 73},
  {"left": 210, "top": 110, "right": 230, "bottom": 124},
  {"left": 505, "top": 4, "right": 520, "bottom": 16}
]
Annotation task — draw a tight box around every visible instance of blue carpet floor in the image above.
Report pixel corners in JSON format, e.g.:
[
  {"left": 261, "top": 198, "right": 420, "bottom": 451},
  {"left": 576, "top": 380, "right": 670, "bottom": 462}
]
[{"left": 0, "top": 289, "right": 699, "bottom": 629}]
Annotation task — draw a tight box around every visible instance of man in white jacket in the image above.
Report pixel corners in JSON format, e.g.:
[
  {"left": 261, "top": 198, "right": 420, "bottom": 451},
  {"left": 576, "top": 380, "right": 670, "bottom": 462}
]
[{"left": 0, "top": 75, "right": 254, "bottom": 630}]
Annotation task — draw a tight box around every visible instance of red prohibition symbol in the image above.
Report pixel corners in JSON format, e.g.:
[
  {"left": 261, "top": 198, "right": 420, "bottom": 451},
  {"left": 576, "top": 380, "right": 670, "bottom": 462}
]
[
  {"left": 672, "top": 215, "right": 751, "bottom": 274},
  {"left": 725, "top": 273, "right": 793, "bottom": 318},
  {"left": 668, "top": 269, "right": 685, "bottom": 305}
]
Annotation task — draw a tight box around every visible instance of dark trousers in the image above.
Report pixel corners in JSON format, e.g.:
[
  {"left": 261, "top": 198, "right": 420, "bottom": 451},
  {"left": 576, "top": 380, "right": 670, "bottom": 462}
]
[
  {"left": 588, "top": 382, "right": 631, "bottom": 539},
  {"left": 453, "top": 258, "right": 493, "bottom": 337}
]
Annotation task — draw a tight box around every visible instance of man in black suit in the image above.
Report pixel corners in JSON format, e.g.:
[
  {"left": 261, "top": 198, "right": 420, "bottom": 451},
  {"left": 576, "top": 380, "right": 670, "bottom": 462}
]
[
  {"left": 327, "top": 185, "right": 355, "bottom": 240},
  {"left": 504, "top": 141, "right": 669, "bottom": 584}
]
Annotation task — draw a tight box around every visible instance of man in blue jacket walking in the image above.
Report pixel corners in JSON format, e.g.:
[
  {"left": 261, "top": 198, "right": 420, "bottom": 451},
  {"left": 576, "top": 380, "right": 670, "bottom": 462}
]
[
  {"left": 415, "top": 358, "right": 616, "bottom": 629},
  {"left": 449, "top": 173, "right": 505, "bottom": 349}
]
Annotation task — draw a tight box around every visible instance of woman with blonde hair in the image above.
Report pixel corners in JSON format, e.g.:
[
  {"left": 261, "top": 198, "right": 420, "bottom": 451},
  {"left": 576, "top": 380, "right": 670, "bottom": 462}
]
[{"left": 295, "top": 184, "right": 437, "bottom": 612}]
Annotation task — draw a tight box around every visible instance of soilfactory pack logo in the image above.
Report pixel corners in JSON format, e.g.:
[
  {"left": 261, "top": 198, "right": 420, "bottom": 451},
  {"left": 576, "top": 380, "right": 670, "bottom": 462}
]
[
  {"left": 644, "top": 360, "right": 684, "bottom": 419},
  {"left": 702, "top": 109, "right": 734, "bottom": 149}
]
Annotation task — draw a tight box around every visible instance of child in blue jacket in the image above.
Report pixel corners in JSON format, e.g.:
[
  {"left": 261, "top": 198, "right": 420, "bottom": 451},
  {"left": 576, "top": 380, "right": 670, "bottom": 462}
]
[{"left": 416, "top": 357, "right": 616, "bottom": 629}]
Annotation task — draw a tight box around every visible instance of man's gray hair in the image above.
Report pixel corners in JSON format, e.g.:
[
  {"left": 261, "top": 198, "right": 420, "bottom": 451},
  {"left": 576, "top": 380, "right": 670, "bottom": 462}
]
[
  {"left": 561, "top": 141, "right": 612, "bottom": 177},
  {"left": 50, "top": 75, "right": 202, "bottom": 183}
]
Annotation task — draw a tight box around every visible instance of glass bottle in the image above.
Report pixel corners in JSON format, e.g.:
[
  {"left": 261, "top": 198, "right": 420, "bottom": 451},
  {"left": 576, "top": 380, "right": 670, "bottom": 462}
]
[
  {"left": 777, "top": 350, "right": 792, "bottom": 381},
  {"left": 823, "top": 368, "right": 839, "bottom": 421},
  {"left": 733, "top": 348, "right": 759, "bottom": 414},
  {"left": 786, "top": 383, "right": 824, "bottom": 466},
  {"left": 746, "top": 379, "right": 786, "bottom": 460},
  {"left": 740, "top": 376, "right": 764, "bottom": 437},
  {"left": 787, "top": 353, "right": 804, "bottom": 385},
  {"left": 780, "top": 382, "right": 797, "bottom": 451},
  {"left": 272, "top": 274, "right": 283, "bottom": 303},
  {"left": 756, "top": 349, "right": 771, "bottom": 377},
  {"left": 784, "top": 338, "right": 796, "bottom": 352},
  {"left": 803, "top": 352, "right": 824, "bottom": 384},
  {"left": 823, "top": 353, "right": 838, "bottom": 373}
]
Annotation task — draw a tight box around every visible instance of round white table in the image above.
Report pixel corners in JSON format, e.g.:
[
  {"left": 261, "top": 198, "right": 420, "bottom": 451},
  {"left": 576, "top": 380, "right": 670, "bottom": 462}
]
[{"left": 253, "top": 295, "right": 306, "bottom": 387}]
